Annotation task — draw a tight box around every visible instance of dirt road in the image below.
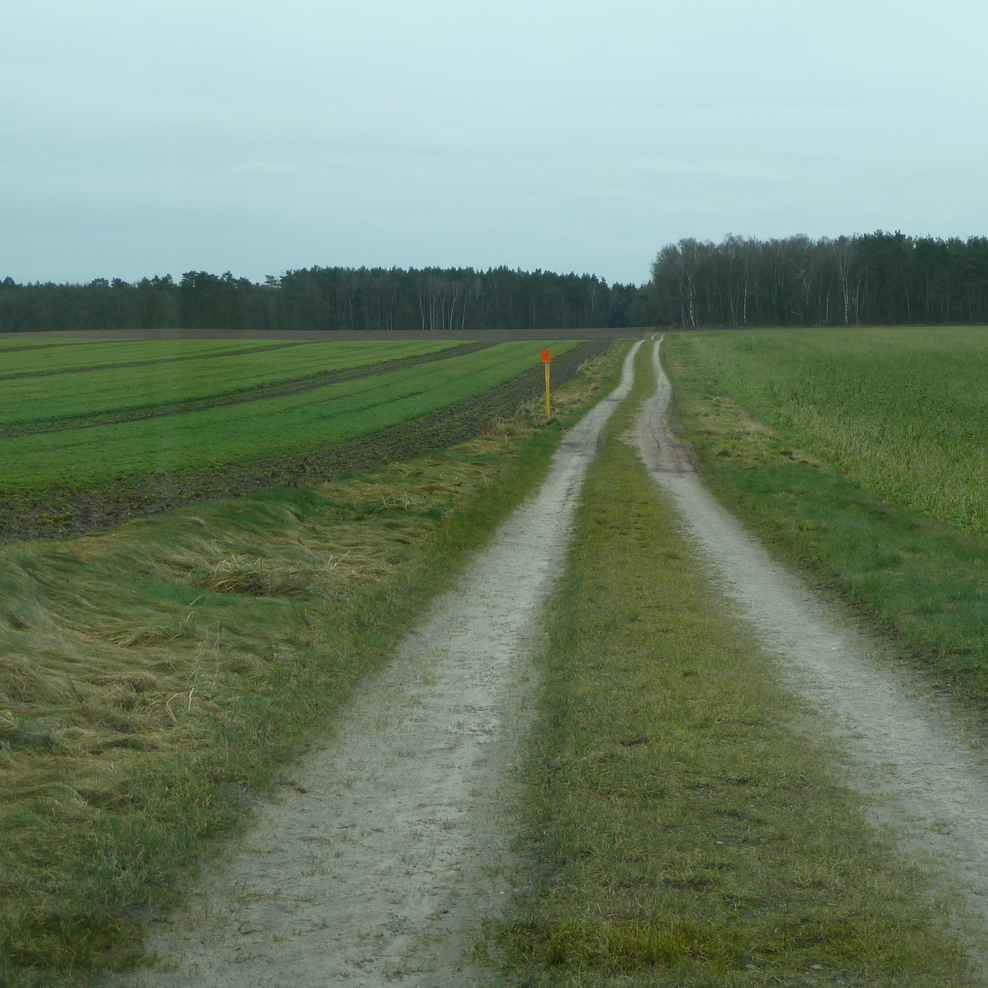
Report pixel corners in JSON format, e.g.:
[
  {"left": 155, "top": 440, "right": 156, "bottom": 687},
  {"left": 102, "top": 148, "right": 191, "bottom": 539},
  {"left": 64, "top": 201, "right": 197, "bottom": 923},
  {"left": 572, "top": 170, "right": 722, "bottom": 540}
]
[
  {"left": 638, "top": 338, "right": 988, "bottom": 965},
  {"left": 116, "top": 337, "right": 988, "bottom": 986},
  {"left": 116, "top": 344, "right": 642, "bottom": 988}
]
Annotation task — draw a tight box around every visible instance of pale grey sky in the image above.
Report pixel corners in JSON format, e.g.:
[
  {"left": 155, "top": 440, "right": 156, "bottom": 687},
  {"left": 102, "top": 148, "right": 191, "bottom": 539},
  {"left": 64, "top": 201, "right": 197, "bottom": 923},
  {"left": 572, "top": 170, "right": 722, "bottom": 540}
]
[{"left": 2, "top": 0, "right": 986, "bottom": 286}]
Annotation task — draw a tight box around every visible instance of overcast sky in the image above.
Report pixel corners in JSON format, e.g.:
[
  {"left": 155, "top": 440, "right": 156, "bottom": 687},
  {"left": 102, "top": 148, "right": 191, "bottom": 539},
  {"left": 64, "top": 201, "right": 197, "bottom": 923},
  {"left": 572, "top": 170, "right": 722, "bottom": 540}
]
[{"left": 2, "top": 0, "right": 986, "bottom": 287}]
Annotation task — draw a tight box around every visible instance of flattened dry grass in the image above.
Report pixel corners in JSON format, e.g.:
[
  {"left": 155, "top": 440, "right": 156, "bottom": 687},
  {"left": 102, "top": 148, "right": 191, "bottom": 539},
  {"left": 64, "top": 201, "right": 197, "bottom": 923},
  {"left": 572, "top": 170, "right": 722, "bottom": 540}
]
[
  {"left": 0, "top": 342, "right": 632, "bottom": 987},
  {"left": 496, "top": 344, "right": 972, "bottom": 987}
]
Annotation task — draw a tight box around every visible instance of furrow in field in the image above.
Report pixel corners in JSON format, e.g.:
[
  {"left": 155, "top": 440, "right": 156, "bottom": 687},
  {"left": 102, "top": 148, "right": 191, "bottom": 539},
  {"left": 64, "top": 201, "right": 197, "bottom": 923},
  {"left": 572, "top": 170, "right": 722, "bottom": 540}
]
[
  {"left": 0, "top": 342, "right": 575, "bottom": 487},
  {"left": 0, "top": 341, "right": 493, "bottom": 438},
  {"left": 0, "top": 338, "right": 124, "bottom": 353},
  {"left": 0, "top": 340, "right": 311, "bottom": 381},
  {"left": 0, "top": 340, "right": 607, "bottom": 542},
  {"left": 0, "top": 340, "right": 460, "bottom": 428}
]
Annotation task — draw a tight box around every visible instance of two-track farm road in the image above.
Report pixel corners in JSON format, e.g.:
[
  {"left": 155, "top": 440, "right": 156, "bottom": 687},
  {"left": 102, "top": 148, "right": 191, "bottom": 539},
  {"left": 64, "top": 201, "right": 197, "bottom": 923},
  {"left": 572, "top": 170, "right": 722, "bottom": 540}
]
[
  {"left": 639, "top": 338, "right": 988, "bottom": 966},
  {"left": 116, "top": 343, "right": 642, "bottom": 988}
]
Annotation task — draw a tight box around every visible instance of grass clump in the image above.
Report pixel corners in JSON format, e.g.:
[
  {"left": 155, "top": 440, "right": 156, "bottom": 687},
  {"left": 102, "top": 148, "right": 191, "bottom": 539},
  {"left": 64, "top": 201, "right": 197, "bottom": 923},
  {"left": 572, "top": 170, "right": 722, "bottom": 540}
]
[
  {"left": 495, "top": 344, "right": 972, "bottom": 986},
  {"left": 662, "top": 331, "right": 988, "bottom": 710},
  {"left": 0, "top": 340, "right": 633, "bottom": 988}
]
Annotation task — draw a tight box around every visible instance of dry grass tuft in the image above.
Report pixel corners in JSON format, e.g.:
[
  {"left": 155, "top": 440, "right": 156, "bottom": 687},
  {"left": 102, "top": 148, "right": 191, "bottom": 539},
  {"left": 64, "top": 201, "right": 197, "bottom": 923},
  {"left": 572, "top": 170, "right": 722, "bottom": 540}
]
[
  {"left": 0, "top": 420, "right": 528, "bottom": 852},
  {"left": 191, "top": 555, "right": 311, "bottom": 596}
]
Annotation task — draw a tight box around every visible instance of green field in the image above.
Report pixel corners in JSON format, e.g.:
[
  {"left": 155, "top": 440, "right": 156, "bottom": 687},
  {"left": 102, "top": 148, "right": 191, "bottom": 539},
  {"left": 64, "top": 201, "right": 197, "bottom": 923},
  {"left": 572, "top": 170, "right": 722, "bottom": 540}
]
[
  {"left": 0, "top": 341, "right": 575, "bottom": 487},
  {"left": 496, "top": 343, "right": 968, "bottom": 987},
  {"left": 664, "top": 327, "right": 988, "bottom": 708},
  {"left": 0, "top": 338, "right": 287, "bottom": 375},
  {"left": 0, "top": 341, "right": 627, "bottom": 988},
  {"left": 670, "top": 327, "right": 988, "bottom": 533},
  {"left": 0, "top": 337, "right": 591, "bottom": 540},
  {"left": 0, "top": 339, "right": 459, "bottom": 426}
]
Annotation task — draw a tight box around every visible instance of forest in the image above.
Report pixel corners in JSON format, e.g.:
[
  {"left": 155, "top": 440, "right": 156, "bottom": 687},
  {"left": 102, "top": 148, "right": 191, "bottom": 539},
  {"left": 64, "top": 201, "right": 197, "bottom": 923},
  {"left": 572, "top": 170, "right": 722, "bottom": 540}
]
[
  {"left": 10, "top": 232, "right": 987, "bottom": 334},
  {"left": 649, "top": 231, "right": 988, "bottom": 327},
  {"left": 0, "top": 266, "right": 656, "bottom": 334}
]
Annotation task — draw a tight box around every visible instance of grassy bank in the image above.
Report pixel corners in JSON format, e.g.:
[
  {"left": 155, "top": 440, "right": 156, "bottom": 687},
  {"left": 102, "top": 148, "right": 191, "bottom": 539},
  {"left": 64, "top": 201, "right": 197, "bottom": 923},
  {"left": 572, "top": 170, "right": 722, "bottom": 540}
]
[
  {"left": 662, "top": 331, "right": 988, "bottom": 712},
  {"left": 0, "top": 343, "right": 630, "bottom": 988},
  {"left": 495, "top": 344, "right": 971, "bottom": 987}
]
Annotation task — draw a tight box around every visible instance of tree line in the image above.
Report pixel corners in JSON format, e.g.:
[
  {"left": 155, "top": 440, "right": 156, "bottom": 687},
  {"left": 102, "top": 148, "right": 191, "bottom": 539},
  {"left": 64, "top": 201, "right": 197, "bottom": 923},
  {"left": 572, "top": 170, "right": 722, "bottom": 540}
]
[
  {"left": 649, "top": 231, "right": 988, "bottom": 327},
  {"left": 0, "top": 266, "right": 656, "bottom": 334}
]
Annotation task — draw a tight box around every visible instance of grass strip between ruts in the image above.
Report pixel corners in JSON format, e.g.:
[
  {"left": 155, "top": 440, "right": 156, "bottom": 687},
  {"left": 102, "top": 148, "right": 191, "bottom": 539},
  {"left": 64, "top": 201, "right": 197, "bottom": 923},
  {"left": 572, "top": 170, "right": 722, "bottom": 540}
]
[
  {"left": 0, "top": 344, "right": 630, "bottom": 988},
  {"left": 495, "top": 343, "right": 972, "bottom": 987}
]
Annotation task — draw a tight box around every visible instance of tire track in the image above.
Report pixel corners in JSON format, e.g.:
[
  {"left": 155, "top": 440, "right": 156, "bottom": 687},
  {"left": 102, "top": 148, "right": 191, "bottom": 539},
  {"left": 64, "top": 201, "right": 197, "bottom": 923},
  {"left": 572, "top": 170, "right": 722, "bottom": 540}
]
[
  {"left": 112, "top": 342, "right": 642, "bottom": 988},
  {"left": 638, "top": 337, "right": 988, "bottom": 968}
]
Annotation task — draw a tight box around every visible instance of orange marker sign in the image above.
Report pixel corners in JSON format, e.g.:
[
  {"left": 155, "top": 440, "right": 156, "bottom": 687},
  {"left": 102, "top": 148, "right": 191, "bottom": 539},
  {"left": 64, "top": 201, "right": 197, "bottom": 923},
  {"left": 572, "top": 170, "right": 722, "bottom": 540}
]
[{"left": 541, "top": 350, "right": 551, "bottom": 417}]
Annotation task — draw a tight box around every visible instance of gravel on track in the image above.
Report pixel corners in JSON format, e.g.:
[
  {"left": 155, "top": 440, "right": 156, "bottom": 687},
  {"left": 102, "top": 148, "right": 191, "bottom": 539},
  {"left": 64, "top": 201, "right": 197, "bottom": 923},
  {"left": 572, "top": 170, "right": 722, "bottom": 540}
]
[{"left": 106, "top": 335, "right": 988, "bottom": 987}]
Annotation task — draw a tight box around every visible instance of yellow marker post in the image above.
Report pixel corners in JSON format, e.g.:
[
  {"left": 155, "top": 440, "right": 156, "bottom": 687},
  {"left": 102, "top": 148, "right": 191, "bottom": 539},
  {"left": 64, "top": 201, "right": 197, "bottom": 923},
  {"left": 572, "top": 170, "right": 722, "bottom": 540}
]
[{"left": 541, "top": 349, "right": 552, "bottom": 417}]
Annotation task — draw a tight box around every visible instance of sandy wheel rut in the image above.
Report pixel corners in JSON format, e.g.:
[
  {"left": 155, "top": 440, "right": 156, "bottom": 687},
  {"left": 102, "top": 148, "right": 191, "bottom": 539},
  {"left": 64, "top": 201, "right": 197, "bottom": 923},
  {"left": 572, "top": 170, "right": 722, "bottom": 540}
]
[
  {"left": 639, "top": 338, "right": 988, "bottom": 971},
  {"left": 116, "top": 345, "right": 640, "bottom": 988},
  {"left": 117, "top": 338, "right": 988, "bottom": 984}
]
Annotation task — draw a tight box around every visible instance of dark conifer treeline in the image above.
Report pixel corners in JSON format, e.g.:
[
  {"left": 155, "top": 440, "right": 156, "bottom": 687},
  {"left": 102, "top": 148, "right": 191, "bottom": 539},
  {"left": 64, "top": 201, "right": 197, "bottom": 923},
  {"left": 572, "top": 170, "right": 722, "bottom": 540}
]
[
  {"left": 650, "top": 231, "right": 988, "bottom": 327},
  {"left": 0, "top": 266, "right": 656, "bottom": 334}
]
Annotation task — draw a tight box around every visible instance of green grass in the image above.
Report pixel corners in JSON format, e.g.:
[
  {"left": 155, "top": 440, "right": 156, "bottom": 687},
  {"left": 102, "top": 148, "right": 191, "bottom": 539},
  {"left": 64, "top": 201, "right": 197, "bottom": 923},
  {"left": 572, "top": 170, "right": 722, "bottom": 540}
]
[
  {"left": 494, "top": 343, "right": 972, "bottom": 987},
  {"left": 662, "top": 330, "right": 988, "bottom": 710},
  {"left": 0, "top": 339, "right": 459, "bottom": 426},
  {"left": 0, "top": 338, "right": 279, "bottom": 372},
  {"left": 669, "top": 327, "right": 988, "bottom": 532},
  {"left": 0, "top": 340, "right": 579, "bottom": 491},
  {"left": 0, "top": 342, "right": 630, "bottom": 988}
]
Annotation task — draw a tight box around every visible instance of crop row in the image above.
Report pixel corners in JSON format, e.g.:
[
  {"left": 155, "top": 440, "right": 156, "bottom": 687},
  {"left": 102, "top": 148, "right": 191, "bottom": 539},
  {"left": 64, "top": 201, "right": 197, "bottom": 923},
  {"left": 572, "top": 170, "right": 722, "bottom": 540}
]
[
  {"left": 0, "top": 340, "right": 461, "bottom": 427},
  {"left": 0, "top": 337, "right": 286, "bottom": 376},
  {"left": 0, "top": 340, "right": 579, "bottom": 493},
  {"left": 672, "top": 326, "right": 988, "bottom": 532}
]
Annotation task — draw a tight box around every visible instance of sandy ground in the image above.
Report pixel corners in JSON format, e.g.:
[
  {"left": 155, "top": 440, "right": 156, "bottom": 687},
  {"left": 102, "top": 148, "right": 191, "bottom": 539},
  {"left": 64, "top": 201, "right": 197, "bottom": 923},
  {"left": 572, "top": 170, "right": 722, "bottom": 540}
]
[
  {"left": 638, "top": 338, "right": 988, "bottom": 967},
  {"left": 113, "top": 344, "right": 642, "bottom": 988}
]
